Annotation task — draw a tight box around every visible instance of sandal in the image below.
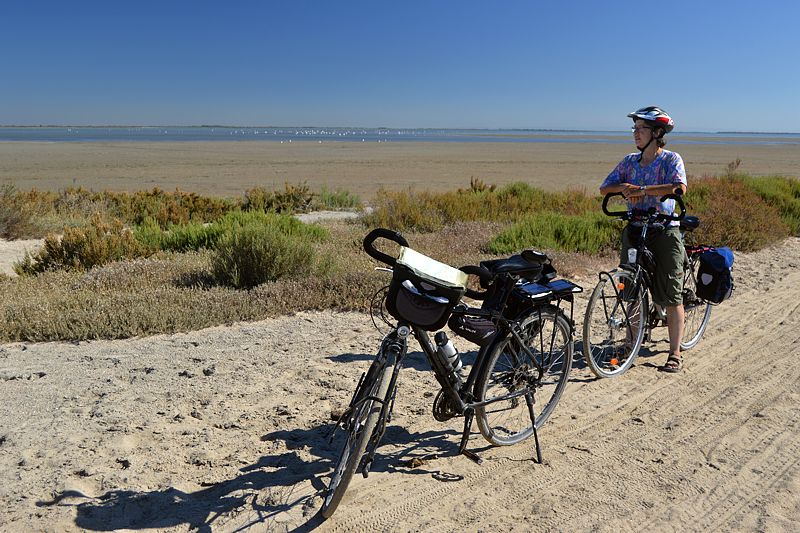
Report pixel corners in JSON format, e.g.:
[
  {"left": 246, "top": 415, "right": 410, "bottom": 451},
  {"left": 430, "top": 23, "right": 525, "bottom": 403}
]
[{"left": 660, "top": 353, "right": 683, "bottom": 373}]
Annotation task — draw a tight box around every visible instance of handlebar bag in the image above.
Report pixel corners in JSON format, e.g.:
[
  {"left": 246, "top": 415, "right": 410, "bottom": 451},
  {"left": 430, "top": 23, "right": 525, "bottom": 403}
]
[
  {"left": 695, "top": 247, "right": 735, "bottom": 304},
  {"left": 385, "top": 247, "right": 467, "bottom": 331}
]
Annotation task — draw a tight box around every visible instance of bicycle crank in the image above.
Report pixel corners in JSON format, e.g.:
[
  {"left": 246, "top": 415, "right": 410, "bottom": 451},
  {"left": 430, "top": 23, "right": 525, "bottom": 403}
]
[{"left": 432, "top": 388, "right": 460, "bottom": 422}]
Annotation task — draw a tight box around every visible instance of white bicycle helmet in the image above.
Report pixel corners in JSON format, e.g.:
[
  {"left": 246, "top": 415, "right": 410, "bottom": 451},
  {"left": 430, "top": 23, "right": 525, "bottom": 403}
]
[{"left": 628, "top": 106, "right": 674, "bottom": 134}]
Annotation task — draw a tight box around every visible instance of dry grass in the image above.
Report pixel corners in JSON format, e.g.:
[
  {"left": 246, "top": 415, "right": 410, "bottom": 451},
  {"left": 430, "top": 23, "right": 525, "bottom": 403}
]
[{"left": 2, "top": 175, "right": 797, "bottom": 342}]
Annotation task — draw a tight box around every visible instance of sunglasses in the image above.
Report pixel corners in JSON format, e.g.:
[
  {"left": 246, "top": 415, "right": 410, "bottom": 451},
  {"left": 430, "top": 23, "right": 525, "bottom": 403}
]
[{"left": 631, "top": 126, "right": 652, "bottom": 133}]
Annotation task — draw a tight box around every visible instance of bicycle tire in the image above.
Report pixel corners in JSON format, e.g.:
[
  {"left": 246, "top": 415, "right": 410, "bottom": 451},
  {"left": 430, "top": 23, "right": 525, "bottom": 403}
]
[
  {"left": 583, "top": 269, "right": 647, "bottom": 378},
  {"left": 321, "top": 350, "right": 395, "bottom": 518},
  {"left": 474, "top": 307, "right": 572, "bottom": 446},
  {"left": 681, "top": 256, "right": 712, "bottom": 350}
]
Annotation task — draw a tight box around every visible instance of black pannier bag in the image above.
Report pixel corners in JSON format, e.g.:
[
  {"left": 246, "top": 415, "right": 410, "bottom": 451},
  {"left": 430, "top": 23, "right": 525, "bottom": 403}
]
[
  {"left": 695, "top": 246, "right": 735, "bottom": 304},
  {"left": 385, "top": 247, "right": 467, "bottom": 331}
]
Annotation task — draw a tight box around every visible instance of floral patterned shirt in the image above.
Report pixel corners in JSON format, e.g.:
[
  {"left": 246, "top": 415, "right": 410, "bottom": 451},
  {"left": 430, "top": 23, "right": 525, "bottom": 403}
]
[{"left": 601, "top": 149, "right": 687, "bottom": 222}]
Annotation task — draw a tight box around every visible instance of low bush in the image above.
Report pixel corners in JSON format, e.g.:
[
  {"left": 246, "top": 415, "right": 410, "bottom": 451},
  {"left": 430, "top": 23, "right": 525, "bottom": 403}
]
[
  {"left": 318, "top": 187, "right": 362, "bottom": 210},
  {"left": 15, "top": 215, "right": 155, "bottom": 275},
  {"left": 3, "top": 175, "right": 798, "bottom": 343},
  {"left": 134, "top": 217, "right": 224, "bottom": 252},
  {"left": 197, "top": 211, "right": 332, "bottom": 289},
  {"left": 135, "top": 210, "right": 329, "bottom": 253},
  {"left": 487, "top": 211, "right": 619, "bottom": 255},
  {"left": 243, "top": 183, "right": 315, "bottom": 213},
  {"left": 0, "top": 183, "right": 52, "bottom": 239},
  {"left": 53, "top": 187, "right": 236, "bottom": 227},
  {"left": 362, "top": 182, "right": 596, "bottom": 232},
  {"left": 685, "top": 177, "right": 789, "bottom": 251},
  {"left": 211, "top": 222, "right": 332, "bottom": 289},
  {"left": 739, "top": 175, "right": 800, "bottom": 235}
]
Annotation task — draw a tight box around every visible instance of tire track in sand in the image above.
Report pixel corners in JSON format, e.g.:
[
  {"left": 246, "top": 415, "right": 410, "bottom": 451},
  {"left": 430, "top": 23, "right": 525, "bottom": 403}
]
[{"left": 316, "top": 241, "right": 800, "bottom": 532}]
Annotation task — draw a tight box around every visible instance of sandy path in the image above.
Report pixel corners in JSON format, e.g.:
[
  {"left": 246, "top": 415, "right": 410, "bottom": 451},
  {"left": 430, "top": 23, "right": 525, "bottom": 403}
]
[
  {"left": 1, "top": 238, "right": 798, "bottom": 531},
  {"left": 0, "top": 239, "right": 42, "bottom": 276}
]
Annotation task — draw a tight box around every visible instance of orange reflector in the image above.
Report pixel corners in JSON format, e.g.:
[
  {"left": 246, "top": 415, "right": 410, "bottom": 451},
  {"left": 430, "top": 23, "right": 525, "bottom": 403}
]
[
  {"left": 617, "top": 283, "right": 625, "bottom": 290},
  {"left": 610, "top": 358, "right": 619, "bottom": 366}
]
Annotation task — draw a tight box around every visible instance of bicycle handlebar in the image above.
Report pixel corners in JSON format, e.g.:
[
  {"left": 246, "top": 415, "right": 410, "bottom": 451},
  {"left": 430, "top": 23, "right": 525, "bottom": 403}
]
[
  {"left": 363, "top": 228, "right": 491, "bottom": 299},
  {"left": 362, "top": 228, "right": 409, "bottom": 267},
  {"left": 459, "top": 264, "right": 492, "bottom": 300},
  {"left": 601, "top": 189, "right": 686, "bottom": 222}
]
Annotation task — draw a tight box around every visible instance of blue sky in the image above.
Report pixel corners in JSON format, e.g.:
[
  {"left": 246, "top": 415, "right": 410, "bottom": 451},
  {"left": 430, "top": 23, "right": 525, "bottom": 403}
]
[{"left": 2, "top": 1, "right": 798, "bottom": 132}]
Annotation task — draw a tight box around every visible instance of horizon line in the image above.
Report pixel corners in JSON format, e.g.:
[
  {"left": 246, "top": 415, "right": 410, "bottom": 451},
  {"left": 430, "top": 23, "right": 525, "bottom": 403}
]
[{"left": 1, "top": 124, "right": 799, "bottom": 136}]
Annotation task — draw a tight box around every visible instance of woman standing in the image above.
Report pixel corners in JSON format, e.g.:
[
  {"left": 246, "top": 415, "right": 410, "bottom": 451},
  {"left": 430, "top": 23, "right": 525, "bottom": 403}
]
[{"left": 599, "top": 106, "right": 688, "bottom": 373}]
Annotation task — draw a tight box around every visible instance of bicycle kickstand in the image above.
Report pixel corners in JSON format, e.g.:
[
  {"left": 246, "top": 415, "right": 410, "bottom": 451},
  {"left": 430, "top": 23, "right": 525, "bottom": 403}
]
[
  {"left": 459, "top": 408, "right": 482, "bottom": 464},
  {"left": 526, "top": 395, "right": 543, "bottom": 464}
]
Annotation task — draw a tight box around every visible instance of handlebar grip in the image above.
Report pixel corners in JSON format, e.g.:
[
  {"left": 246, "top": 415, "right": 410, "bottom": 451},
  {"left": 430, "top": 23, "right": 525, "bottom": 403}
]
[
  {"left": 658, "top": 192, "right": 686, "bottom": 221},
  {"left": 460, "top": 264, "right": 492, "bottom": 300},
  {"left": 602, "top": 192, "right": 628, "bottom": 217},
  {"left": 362, "top": 228, "right": 409, "bottom": 267}
]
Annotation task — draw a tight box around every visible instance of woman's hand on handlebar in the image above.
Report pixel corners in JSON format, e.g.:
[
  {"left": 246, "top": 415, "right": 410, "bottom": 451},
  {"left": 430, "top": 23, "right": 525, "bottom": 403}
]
[{"left": 620, "top": 183, "right": 645, "bottom": 200}]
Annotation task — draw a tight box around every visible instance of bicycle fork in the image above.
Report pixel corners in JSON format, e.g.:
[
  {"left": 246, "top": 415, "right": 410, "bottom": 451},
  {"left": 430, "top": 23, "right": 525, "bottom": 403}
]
[{"left": 360, "top": 326, "right": 409, "bottom": 478}]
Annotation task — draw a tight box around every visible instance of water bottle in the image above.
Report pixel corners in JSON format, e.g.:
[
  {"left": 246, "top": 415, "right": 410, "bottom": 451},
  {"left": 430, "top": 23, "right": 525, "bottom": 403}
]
[{"left": 434, "top": 332, "right": 463, "bottom": 374}]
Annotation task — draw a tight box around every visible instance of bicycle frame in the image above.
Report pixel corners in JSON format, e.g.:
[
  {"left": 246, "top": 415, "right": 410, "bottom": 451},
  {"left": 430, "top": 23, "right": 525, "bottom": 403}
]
[{"left": 346, "top": 274, "right": 580, "bottom": 471}]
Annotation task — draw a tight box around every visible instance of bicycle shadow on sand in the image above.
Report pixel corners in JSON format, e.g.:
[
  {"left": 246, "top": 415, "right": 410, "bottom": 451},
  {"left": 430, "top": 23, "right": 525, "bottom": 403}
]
[
  {"left": 41, "top": 426, "right": 471, "bottom": 532},
  {"left": 37, "top": 349, "right": 480, "bottom": 532},
  {"left": 37, "top": 426, "right": 337, "bottom": 531}
]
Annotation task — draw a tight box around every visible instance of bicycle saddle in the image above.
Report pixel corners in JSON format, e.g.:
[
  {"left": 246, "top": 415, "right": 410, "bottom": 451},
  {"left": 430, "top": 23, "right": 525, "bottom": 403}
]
[{"left": 680, "top": 215, "right": 700, "bottom": 232}]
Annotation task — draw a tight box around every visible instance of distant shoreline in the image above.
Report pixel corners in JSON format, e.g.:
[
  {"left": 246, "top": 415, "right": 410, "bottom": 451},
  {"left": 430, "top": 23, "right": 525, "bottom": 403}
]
[{"left": 1, "top": 125, "right": 799, "bottom": 136}]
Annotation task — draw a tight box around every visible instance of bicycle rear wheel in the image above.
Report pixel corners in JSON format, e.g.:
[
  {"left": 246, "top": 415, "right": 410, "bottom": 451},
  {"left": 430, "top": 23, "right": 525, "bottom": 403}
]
[
  {"left": 583, "top": 269, "right": 647, "bottom": 378},
  {"left": 474, "top": 308, "right": 572, "bottom": 446},
  {"left": 321, "top": 350, "right": 395, "bottom": 518},
  {"left": 681, "top": 256, "right": 712, "bottom": 350}
]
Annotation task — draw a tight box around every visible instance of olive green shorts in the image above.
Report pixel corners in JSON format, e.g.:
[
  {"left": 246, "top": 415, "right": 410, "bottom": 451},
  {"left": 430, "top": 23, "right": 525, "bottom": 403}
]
[{"left": 621, "top": 225, "right": 685, "bottom": 307}]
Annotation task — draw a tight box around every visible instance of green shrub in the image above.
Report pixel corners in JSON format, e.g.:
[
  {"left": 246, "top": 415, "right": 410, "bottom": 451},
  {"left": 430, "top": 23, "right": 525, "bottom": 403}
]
[
  {"left": 134, "top": 217, "right": 224, "bottom": 252},
  {"left": 218, "top": 210, "right": 328, "bottom": 241},
  {"left": 211, "top": 222, "right": 331, "bottom": 289},
  {"left": 134, "top": 210, "right": 328, "bottom": 254},
  {"left": 362, "top": 182, "right": 598, "bottom": 232},
  {"left": 487, "top": 211, "right": 619, "bottom": 255},
  {"left": 317, "top": 187, "right": 362, "bottom": 210},
  {"left": 15, "top": 215, "right": 155, "bottom": 275}
]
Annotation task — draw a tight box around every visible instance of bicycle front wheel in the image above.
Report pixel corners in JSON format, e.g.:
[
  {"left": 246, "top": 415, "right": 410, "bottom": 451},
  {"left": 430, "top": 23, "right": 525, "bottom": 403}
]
[
  {"left": 681, "top": 256, "right": 712, "bottom": 350},
  {"left": 321, "top": 350, "right": 395, "bottom": 518},
  {"left": 582, "top": 269, "right": 647, "bottom": 378},
  {"left": 474, "top": 308, "right": 572, "bottom": 446}
]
